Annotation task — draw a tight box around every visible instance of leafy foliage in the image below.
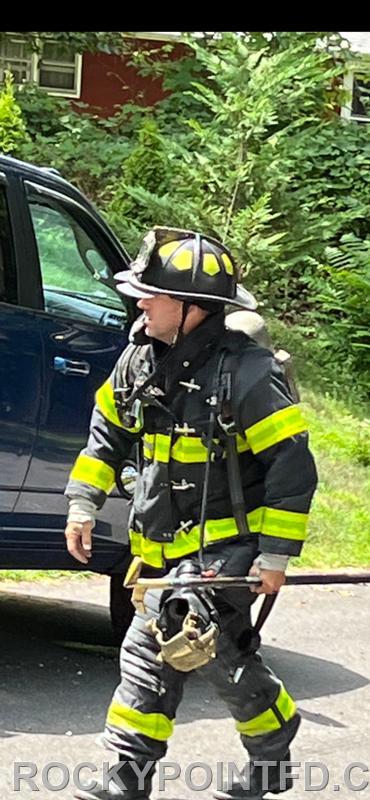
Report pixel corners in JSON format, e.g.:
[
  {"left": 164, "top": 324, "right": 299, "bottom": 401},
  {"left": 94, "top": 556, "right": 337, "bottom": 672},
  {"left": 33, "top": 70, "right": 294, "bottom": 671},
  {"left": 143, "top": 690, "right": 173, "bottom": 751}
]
[
  {"left": 0, "top": 71, "right": 29, "bottom": 154},
  {"left": 2, "top": 31, "right": 369, "bottom": 393},
  {"left": 105, "top": 31, "right": 369, "bottom": 394},
  {"left": 15, "top": 85, "right": 132, "bottom": 201},
  {"left": 0, "top": 31, "right": 132, "bottom": 55}
]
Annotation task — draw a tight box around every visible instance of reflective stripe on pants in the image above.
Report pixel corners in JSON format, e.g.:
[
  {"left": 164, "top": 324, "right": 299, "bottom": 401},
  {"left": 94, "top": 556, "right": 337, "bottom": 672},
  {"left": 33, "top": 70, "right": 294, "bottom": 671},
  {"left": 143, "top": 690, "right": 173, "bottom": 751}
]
[{"left": 101, "top": 541, "right": 300, "bottom": 772}]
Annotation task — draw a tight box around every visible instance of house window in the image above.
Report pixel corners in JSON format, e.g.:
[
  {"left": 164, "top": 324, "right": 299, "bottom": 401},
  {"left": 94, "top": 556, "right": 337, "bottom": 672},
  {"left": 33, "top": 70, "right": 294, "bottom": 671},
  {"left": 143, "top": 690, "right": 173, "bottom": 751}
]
[
  {"left": 0, "top": 33, "right": 82, "bottom": 98},
  {"left": 0, "top": 34, "right": 33, "bottom": 84},
  {"left": 342, "top": 69, "right": 370, "bottom": 122},
  {"left": 352, "top": 75, "right": 370, "bottom": 117},
  {"left": 36, "top": 41, "right": 82, "bottom": 95}
]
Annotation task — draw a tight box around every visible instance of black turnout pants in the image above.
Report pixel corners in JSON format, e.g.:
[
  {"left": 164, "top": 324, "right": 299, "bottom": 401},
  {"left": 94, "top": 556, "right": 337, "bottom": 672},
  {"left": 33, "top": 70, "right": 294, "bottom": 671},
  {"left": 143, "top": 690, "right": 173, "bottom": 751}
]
[{"left": 102, "top": 539, "right": 299, "bottom": 796}]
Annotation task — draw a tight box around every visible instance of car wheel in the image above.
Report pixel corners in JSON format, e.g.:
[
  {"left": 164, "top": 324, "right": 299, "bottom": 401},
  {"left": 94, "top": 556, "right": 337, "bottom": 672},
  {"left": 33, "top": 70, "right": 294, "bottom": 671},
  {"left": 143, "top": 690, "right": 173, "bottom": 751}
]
[{"left": 110, "top": 573, "right": 135, "bottom": 646}]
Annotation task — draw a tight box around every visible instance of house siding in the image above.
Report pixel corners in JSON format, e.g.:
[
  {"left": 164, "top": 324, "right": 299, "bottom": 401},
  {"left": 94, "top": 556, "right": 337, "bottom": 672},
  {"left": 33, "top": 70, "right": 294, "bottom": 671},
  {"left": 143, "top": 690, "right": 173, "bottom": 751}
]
[{"left": 76, "top": 40, "right": 188, "bottom": 116}]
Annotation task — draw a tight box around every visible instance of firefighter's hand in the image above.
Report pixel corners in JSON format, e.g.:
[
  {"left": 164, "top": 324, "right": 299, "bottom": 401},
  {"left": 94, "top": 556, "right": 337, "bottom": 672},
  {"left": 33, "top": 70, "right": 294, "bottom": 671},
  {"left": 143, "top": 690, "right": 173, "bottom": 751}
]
[
  {"left": 248, "top": 565, "right": 286, "bottom": 595},
  {"left": 64, "top": 521, "right": 93, "bottom": 564}
]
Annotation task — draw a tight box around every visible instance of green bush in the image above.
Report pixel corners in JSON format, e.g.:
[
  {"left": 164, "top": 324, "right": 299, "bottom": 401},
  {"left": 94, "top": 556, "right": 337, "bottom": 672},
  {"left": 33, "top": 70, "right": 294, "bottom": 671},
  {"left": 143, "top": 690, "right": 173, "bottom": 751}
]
[
  {"left": 0, "top": 71, "right": 29, "bottom": 154},
  {"left": 8, "top": 31, "right": 370, "bottom": 396},
  {"left": 16, "top": 83, "right": 72, "bottom": 138},
  {"left": 106, "top": 32, "right": 369, "bottom": 394},
  {"left": 15, "top": 93, "right": 133, "bottom": 203}
]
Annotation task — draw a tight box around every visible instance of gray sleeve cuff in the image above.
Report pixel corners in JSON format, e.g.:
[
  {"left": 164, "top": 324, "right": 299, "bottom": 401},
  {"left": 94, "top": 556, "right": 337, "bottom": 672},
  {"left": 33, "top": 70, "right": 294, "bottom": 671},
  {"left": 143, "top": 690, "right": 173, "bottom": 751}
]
[
  {"left": 254, "top": 553, "right": 290, "bottom": 572},
  {"left": 67, "top": 497, "right": 97, "bottom": 528}
]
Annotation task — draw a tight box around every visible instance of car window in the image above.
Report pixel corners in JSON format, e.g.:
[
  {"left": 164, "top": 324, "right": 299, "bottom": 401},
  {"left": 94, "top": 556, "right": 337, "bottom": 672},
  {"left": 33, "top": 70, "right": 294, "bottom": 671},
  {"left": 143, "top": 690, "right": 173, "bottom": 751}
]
[
  {"left": 28, "top": 196, "right": 127, "bottom": 327},
  {"left": 0, "top": 184, "right": 17, "bottom": 304}
]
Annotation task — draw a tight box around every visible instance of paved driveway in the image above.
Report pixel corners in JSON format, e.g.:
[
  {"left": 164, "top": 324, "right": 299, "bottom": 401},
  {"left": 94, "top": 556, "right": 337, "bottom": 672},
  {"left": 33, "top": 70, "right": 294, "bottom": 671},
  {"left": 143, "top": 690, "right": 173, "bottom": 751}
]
[{"left": 0, "top": 577, "right": 369, "bottom": 799}]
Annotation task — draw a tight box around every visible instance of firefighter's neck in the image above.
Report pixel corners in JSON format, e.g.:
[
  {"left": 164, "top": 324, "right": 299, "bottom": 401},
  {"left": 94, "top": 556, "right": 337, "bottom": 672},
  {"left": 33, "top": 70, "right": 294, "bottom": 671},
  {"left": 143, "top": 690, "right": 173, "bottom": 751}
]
[{"left": 168, "top": 303, "right": 209, "bottom": 345}]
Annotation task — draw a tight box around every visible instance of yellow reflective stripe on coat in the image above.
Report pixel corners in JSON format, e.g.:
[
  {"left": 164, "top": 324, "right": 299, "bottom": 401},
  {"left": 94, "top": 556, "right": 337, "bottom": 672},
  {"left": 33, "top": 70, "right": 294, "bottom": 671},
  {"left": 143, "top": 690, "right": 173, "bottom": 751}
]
[
  {"left": 246, "top": 406, "right": 307, "bottom": 454},
  {"left": 107, "top": 702, "right": 174, "bottom": 741},
  {"left": 262, "top": 507, "right": 308, "bottom": 541},
  {"left": 171, "top": 435, "right": 250, "bottom": 463},
  {"left": 143, "top": 433, "right": 155, "bottom": 460},
  {"left": 236, "top": 434, "right": 250, "bottom": 454},
  {"left": 236, "top": 685, "right": 296, "bottom": 737},
  {"left": 70, "top": 454, "right": 115, "bottom": 493},
  {"left": 171, "top": 436, "right": 208, "bottom": 463},
  {"left": 129, "top": 531, "right": 164, "bottom": 569},
  {"left": 129, "top": 507, "right": 263, "bottom": 569},
  {"left": 95, "top": 380, "right": 123, "bottom": 428},
  {"left": 143, "top": 434, "right": 171, "bottom": 462},
  {"left": 95, "top": 380, "right": 143, "bottom": 433},
  {"left": 154, "top": 434, "right": 171, "bottom": 462}
]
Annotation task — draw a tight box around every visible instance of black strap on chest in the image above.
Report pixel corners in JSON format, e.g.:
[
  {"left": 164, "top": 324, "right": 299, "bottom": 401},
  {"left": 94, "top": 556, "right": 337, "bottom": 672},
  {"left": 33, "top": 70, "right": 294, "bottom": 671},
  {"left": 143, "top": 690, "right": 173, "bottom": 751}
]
[
  {"left": 216, "top": 354, "right": 250, "bottom": 538},
  {"left": 197, "top": 348, "right": 252, "bottom": 567},
  {"left": 212, "top": 360, "right": 281, "bottom": 635},
  {"left": 197, "top": 349, "right": 228, "bottom": 569}
]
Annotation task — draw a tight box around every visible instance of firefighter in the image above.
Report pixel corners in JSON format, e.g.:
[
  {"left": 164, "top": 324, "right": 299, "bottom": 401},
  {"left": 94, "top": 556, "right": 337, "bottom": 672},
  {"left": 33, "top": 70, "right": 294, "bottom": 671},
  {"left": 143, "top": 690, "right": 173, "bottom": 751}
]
[{"left": 65, "top": 227, "right": 318, "bottom": 800}]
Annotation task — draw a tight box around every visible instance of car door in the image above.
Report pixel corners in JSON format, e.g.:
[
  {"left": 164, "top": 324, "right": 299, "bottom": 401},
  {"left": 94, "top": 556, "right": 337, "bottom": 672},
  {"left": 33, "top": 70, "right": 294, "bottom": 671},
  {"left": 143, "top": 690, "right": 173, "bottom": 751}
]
[
  {"left": 12, "top": 178, "right": 134, "bottom": 566},
  {"left": 0, "top": 172, "right": 43, "bottom": 514}
]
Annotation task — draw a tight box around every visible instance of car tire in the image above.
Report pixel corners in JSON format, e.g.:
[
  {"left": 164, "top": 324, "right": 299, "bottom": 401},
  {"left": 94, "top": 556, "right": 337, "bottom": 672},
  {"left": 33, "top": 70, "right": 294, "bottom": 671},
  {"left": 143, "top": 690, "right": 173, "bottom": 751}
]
[{"left": 109, "top": 573, "right": 135, "bottom": 646}]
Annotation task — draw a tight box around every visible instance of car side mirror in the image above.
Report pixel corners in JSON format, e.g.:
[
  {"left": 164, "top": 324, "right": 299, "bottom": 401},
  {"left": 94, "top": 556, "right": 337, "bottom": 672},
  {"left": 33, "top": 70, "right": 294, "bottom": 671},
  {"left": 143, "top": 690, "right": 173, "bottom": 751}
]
[{"left": 116, "top": 460, "right": 137, "bottom": 500}]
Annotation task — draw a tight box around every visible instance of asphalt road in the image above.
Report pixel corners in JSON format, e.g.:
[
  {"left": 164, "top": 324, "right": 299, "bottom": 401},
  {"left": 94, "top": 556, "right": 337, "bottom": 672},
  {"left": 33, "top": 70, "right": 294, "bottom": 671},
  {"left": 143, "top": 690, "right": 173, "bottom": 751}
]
[{"left": 0, "top": 576, "right": 369, "bottom": 799}]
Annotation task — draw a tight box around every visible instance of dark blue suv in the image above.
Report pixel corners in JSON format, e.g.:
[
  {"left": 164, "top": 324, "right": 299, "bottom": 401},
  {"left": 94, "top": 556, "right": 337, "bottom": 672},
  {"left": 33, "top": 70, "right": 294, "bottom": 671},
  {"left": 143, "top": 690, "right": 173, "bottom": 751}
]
[{"left": 0, "top": 155, "right": 137, "bottom": 637}]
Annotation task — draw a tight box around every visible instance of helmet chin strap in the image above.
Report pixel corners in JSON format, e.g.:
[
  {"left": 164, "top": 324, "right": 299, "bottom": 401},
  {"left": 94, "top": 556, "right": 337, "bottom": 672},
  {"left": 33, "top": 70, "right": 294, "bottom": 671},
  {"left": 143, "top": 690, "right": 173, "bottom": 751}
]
[{"left": 171, "top": 300, "right": 191, "bottom": 347}]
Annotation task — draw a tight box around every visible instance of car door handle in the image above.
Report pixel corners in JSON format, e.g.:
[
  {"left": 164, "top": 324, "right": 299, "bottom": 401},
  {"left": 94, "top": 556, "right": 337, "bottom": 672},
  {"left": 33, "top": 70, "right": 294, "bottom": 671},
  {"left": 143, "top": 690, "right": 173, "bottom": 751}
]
[{"left": 53, "top": 357, "right": 91, "bottom": 376}]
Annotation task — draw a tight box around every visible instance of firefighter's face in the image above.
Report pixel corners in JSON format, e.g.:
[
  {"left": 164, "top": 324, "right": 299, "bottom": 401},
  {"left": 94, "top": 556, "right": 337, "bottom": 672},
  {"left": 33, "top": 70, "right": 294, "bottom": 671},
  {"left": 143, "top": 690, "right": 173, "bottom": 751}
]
[
  {"left": 137, "top": 295, "right": 206, "bottom": 343},
  {"left": 137, "top": 294, "right": 184, "bottom": 343}
]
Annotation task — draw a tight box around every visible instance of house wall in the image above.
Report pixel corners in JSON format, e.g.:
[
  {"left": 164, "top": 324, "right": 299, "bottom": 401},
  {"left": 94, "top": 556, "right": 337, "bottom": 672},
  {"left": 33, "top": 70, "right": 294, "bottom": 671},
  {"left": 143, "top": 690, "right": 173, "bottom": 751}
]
[{"left": 76, "top": 40, "right": 188, "bottom": 116}]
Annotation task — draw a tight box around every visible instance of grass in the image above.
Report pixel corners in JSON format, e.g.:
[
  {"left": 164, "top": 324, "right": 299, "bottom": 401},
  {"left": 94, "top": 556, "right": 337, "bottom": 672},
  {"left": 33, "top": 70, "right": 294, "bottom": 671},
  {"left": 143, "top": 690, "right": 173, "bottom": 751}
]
[
  {"left": 293, "top": 388, "right": 370, "bottom": 569},
  {"left": 0, "top": 569, "right": 96, "bottom": 582},
  {"left": 266, "top": 316, "right": 370, "bottom": 569},
  {"left": 0, "top": 322, "right": 369, "bottom": 582}
]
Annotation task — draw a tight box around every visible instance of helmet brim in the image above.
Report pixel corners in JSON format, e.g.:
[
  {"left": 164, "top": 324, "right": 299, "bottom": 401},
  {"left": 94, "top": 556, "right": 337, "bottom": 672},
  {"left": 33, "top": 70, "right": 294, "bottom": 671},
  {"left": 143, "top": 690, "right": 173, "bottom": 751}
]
[
  {"left": 116, "top": 282, "right": 156, "bottom": 300},
  {"left": 115, "top": 271, "right": 257, "bottom": 310},
  {"left": 235, "top": 285, "right": 258, "bottom": 311}
]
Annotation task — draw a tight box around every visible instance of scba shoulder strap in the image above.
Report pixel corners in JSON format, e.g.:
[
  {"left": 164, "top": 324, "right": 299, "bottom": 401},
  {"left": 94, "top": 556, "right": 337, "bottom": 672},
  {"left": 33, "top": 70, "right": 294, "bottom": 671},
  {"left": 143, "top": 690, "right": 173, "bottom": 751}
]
[{"left": 215, "top": 351, "right": 251, "bottom": 538}]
